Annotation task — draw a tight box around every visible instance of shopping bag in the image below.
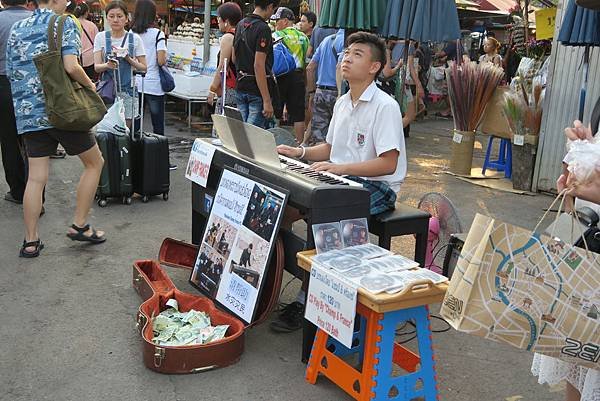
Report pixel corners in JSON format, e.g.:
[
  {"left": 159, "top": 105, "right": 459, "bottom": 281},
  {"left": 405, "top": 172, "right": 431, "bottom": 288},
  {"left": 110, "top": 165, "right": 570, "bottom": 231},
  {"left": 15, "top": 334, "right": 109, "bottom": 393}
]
[
  {"left": 441, "top": 197, "right": 600, "bottom": 369},
  {"left": 96, "top": 99, "right": 129, "bottom": 135}
]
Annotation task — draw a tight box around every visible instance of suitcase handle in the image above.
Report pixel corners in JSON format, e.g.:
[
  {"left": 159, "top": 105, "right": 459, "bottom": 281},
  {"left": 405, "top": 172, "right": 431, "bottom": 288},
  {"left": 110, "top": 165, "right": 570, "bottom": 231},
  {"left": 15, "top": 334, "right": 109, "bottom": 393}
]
[{"left": 133, "top": 70, "right": 145, "bottom": 139}]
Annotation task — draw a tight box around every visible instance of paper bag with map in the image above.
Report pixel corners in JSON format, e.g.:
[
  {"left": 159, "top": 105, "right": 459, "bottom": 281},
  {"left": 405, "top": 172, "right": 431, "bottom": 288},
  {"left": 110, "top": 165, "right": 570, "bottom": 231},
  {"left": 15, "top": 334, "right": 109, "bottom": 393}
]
[{"left": 440, "top": 213, "right": 600, "bottom": 369}]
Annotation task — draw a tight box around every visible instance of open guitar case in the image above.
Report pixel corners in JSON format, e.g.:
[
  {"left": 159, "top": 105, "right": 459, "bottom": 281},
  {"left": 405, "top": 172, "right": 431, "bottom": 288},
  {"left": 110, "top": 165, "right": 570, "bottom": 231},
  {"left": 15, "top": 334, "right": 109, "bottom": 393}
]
[{"left": 133, "top": 237, "right": 285, "bottom": 374}]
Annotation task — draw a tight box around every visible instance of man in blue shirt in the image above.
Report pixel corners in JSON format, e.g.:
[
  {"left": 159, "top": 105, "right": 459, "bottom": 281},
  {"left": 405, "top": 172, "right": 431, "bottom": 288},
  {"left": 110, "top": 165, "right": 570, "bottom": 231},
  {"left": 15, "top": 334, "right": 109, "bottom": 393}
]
[
  {"left": 6, "top": 0, "right": 106, "bottom": 257},
  {"left": 0, "top": 0, "right": 31, "bottom": 205},
  {"left": 305, "top": 29, "right": 343, "bottom": 144}
]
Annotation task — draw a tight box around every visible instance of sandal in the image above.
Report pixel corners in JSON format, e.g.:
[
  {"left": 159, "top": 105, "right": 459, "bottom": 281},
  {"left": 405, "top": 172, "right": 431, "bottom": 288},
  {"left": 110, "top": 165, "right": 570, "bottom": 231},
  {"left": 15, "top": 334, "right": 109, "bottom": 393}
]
[
  {"left": 20, "top": 239, "right": 44, "bottom": 258},
  {"left": 66, "top": 224, "right": 106, "bottom": 244}
]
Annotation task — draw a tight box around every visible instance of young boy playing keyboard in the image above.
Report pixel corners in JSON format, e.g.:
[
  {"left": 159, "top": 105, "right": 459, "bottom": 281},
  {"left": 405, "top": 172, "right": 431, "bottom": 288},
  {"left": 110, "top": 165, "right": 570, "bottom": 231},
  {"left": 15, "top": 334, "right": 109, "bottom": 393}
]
[
  {"left": 271, "top": 32, "right": 407, "bottom": 333},
  {"left": 277, "top": 32, "right": 406, "bottom": 215}
]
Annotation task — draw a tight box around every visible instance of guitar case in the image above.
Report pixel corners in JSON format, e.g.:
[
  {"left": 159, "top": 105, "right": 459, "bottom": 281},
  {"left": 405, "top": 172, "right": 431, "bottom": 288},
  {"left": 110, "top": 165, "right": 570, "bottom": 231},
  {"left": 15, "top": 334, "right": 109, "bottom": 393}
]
[{"left": 133, "top": 237, "right": 285, "bottom": 374}]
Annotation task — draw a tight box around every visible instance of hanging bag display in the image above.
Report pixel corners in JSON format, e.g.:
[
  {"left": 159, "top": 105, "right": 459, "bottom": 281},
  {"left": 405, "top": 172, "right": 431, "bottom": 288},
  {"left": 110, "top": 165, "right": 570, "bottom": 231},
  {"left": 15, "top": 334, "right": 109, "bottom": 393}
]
[{"left": 33, "top": 15, "right": 106, "bottom": 131}]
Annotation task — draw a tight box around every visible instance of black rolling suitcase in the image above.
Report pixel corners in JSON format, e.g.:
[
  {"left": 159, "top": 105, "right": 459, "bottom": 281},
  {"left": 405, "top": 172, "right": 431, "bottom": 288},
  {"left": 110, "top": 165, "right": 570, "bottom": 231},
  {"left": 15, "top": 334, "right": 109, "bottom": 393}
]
[
  {"left": 131, "top": 72, "right": 170, "bottom": 202},
  {"left": 96, "top": 69, "right": 133, "bottom": 207},
  {"left": 96, "top": 131, "right": 133, "bottom": 206}
]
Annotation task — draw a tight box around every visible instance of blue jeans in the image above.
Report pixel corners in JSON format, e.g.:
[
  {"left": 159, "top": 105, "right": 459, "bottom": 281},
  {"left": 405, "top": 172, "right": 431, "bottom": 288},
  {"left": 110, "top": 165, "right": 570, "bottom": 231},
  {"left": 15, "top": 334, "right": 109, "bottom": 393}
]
[
  {"left": 236, "top": 92, "right": 270, "bottom": 129},
  {"left": 138, "top": 93, "right": 165, "bottom": 134}
]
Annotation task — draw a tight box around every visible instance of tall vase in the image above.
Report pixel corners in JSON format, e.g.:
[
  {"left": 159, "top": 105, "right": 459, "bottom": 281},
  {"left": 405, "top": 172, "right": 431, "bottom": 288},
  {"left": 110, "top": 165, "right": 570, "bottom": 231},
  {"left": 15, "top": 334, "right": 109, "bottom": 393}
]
[
  {"left": 450, "top": 130, "right": 476, "bottom": 175},
  {"left": 511, "top": 134, "right": 539, "bottom": 191}
]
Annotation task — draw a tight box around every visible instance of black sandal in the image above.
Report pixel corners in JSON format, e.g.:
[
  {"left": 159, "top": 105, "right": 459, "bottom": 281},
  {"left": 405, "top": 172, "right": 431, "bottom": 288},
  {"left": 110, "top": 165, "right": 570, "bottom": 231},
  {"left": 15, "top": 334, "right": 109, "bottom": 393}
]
[
  {"left": 66, "top": 224, "right": 106, "bottom": 244},
  {"left": 20, "top": 239, "right": 44, "bottom": 258}
]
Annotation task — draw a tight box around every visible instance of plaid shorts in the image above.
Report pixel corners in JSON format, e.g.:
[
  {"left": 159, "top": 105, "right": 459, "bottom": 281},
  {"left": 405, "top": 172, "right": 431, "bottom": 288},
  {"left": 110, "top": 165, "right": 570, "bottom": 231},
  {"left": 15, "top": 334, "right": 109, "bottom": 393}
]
[{"left": 347, "top": 176, "right": 397, "bottom": 215}]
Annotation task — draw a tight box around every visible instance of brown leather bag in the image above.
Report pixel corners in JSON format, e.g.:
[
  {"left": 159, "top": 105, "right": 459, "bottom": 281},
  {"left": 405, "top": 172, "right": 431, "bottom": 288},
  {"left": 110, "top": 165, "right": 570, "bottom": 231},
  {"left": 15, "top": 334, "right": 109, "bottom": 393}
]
[{"left": 576, "top": 0, "right": 600, "bottom": 10}]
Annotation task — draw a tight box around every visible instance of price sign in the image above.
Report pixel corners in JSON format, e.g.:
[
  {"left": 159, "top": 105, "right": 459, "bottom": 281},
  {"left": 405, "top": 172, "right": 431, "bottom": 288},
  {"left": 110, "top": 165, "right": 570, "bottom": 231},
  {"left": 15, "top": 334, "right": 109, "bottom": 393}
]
[
  {"left": 514, "top": 135, "right": 525, "bottom": 146},
  {"left": 305, "top": 264, "right": 358, "bottom": 348},
  {"left": 535, "top": 8, "right": 557, "bottom": 40},
  {"left": 453, "top": 132, "right": 463, "bottom": 144}
]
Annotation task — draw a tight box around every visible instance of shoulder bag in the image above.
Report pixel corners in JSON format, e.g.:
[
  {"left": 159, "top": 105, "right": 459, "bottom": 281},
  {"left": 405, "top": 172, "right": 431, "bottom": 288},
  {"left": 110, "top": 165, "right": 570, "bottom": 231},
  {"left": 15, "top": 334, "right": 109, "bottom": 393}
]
[
  {"left": 33, "top": 15, "right": 106, "bottom": 131},
  {"left": 155, "top": 30, "right": 175, "bottom": 92}
]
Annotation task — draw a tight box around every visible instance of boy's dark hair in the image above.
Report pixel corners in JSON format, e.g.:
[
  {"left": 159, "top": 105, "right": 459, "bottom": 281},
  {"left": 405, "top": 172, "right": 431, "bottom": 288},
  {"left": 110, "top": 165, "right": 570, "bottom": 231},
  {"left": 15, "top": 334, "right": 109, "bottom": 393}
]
[
  {"left": 105, "top": 0, "right": 129, "bottom": 18},
  {"left": 302, "top": 11, "right": 316, "bottom": 27},
  {"left": 217, "top": 2, "right": 242, "bottom": 26},
  {"left": 346, "top": 31, "right": 386, "bottom": 77},
  {"left": 131, "top": 0, "right": 156, "bottom": 34},
  {"left": 254, "top": 0, "right": 280, "bottom": 10},
  {"left": 2, "top": 0, "right": 27, "bottom": 6},
  {"left": 74, "top": 2, "right": 89, "bottom": 18}
]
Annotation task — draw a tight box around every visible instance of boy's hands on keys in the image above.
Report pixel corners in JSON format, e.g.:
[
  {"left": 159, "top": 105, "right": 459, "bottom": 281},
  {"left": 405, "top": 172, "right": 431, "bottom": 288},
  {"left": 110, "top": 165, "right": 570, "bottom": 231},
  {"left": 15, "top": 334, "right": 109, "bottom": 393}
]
[
  {"left": 277, "top": 145, "right": 303, "bottom": 158},
  {"left": 311, "top": 161, "right": 346, "bottom": 176}
]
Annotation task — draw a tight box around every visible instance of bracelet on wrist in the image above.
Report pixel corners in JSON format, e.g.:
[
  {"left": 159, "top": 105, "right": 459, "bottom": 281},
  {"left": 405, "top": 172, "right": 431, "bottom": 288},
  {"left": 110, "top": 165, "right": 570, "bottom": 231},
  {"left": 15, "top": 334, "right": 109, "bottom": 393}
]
[{"left": 298, "top": 145, "right": 306, "bottom": 159}]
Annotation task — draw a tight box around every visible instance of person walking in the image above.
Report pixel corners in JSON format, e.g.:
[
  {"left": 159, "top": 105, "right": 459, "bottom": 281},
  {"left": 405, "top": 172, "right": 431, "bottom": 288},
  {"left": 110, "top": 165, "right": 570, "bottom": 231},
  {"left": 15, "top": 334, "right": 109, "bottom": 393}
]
[
  {"left": 208, "top": 2, "right": 242, "bottom": 115},
  {"left": 74, "top": 2, "right": 98, "bottom": 81},
  {"left": 6, "top": 0, "right": 106, "bottom": 257},
  {"left": 0, "top": 0, "right": 30, "bottom": 205},
  {"left": 94, "top": 0, "right": 146, "bottom": 128},
  {"left": 305, "top": 28, "right": 343, "bottom": 144},
  {"left": 232, "top": 0, "right": 279, "bottom": 129},
  {"left": 271, "top": 7, "right": 309, "bottom": 143}
]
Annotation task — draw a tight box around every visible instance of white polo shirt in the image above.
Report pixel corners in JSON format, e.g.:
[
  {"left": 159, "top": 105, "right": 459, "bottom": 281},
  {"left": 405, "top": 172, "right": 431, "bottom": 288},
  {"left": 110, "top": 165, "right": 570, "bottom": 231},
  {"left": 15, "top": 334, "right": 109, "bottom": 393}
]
[{"left": 326, "top": 81, "right": 407, "bottom": 193}]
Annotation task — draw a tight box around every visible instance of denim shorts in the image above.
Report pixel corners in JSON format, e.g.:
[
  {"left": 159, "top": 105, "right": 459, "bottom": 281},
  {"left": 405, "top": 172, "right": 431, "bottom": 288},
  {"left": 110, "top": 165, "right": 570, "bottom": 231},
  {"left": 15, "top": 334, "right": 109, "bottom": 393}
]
[{"left": 236, "top": 91, "right": 270, "bottom": 129}]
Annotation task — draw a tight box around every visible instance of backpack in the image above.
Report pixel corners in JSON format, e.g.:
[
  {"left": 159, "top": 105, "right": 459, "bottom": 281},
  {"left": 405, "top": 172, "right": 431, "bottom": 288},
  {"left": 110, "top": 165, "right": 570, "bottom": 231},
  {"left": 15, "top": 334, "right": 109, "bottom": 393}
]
[{"left": 272, "top": 40, "right": 296, "bottom": 77}]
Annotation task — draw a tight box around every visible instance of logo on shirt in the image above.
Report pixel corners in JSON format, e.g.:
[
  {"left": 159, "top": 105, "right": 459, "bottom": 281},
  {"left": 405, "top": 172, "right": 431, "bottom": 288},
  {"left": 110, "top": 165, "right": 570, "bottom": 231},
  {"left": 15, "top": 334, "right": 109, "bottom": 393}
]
[
  {"left": 260, "top": 38, "right": 267, "bottom": 48},
  {"left": 357, "top": 132, "right": 365, "bottom": 146}
]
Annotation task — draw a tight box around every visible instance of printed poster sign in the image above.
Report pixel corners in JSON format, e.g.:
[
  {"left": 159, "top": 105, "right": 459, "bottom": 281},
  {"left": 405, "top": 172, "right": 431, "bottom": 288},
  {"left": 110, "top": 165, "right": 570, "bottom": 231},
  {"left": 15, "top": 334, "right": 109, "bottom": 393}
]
[
  {"left": 189, "top": 168, "right": 288, "bottom": 323},
  {"left": 185, "top": 139, "right": 216, "bottom": 188},
  {"left": 305, "top": 263, "right": 358, "bottom": 348}
]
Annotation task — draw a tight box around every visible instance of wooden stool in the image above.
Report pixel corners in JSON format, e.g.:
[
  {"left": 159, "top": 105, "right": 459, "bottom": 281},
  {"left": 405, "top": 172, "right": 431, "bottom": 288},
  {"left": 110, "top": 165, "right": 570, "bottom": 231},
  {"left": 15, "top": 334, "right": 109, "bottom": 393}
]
[
  {"left": 298, "top": 251, "right": 447, "bottom": 401},
  {"left": 369, "top": 204, "right": 431, "bottom": 266}
]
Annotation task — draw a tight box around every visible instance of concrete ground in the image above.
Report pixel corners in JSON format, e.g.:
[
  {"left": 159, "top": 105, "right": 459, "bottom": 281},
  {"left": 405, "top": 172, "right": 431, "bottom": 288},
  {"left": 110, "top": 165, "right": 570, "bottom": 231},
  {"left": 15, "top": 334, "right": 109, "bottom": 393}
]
[{"left": 0, "top": 114, "right": 564, "bottom": 401}]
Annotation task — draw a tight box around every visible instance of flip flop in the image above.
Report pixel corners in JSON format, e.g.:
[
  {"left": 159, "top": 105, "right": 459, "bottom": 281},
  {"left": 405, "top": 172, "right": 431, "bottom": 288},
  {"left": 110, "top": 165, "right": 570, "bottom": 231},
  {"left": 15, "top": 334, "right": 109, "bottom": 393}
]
[
  {"left": 66, "top": 224, "right": 106, "bottom": 244},
  {"left": 20, "top": 239, "right": 44, "bottom": 258}
]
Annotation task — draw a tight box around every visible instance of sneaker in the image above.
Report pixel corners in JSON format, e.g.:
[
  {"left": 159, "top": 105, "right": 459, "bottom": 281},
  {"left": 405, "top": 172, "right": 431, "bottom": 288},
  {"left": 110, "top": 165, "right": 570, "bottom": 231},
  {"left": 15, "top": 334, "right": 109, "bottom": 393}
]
[
  {"left": 269, "top": 301, "right": 304, "bottom": 333},
  {"left": 4, "top": 192, "right": 23, "bottom": 204},
  {"left": 169, "top": 164, "right": 178, "bottom": 171}
]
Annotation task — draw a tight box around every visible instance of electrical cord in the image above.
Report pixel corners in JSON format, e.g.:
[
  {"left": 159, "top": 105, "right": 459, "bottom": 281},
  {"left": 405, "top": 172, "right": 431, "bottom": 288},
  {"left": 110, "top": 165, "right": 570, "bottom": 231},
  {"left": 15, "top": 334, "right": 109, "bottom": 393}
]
[{"left": 395, "top": 315, "right": 452, "bottom": 344}]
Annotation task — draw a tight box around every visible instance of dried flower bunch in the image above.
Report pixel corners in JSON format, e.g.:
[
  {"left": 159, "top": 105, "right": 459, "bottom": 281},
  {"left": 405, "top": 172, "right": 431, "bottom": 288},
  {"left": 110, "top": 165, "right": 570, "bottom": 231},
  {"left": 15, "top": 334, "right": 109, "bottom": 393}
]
[
  {"left": 502, "top": 76, "right": 544, "bottom": 138},
  {"left": 446, "top": 61, "right": 505, "bottom": 132}
]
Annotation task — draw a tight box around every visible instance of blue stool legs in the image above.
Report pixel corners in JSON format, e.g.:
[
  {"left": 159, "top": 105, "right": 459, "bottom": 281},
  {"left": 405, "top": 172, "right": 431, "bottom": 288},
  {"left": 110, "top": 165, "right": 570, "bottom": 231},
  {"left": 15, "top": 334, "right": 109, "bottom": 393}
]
[
  {"left": 482, "top": 137, "right": 512, "bottom": 179},
  {"left": 372, "top": 305, "right": 439, "bottom": 400}
]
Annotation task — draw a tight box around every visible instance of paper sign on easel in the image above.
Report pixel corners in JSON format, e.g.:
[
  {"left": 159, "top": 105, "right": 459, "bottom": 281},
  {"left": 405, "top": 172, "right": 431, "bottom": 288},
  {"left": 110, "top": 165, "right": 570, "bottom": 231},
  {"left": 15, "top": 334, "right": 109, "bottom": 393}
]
[
  {"left": 189, "top": 168, "right": 288, "bottom": 323},
  {"left": 305, "top": 263, "right": 358, "bottom": 348},
  {"left": 185, "top": 139, "right": 216, "bottom": 188}
]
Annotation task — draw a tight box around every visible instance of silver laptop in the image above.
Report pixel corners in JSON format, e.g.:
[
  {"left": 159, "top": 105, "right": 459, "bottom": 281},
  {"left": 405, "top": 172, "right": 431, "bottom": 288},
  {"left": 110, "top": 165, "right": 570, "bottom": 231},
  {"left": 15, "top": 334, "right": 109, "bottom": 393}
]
[{"left": 211, "top": 114, "right": 282, "bottom": 170}]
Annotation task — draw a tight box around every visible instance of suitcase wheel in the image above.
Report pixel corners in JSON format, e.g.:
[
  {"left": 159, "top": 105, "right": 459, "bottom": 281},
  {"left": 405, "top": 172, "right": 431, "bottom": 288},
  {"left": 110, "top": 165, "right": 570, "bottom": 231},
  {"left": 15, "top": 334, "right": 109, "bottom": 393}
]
[
  {"left": 98, "top": 198, "right": 108, "bottom": 207},
  {"left": 163, "top": 193, "right": 169, "bottom": 201},
  {"left": 123, "top": 196, "right": 132, "bottom": 205},
  {"left": 142, "top": 195, "right": 149, "bottom": 203}
]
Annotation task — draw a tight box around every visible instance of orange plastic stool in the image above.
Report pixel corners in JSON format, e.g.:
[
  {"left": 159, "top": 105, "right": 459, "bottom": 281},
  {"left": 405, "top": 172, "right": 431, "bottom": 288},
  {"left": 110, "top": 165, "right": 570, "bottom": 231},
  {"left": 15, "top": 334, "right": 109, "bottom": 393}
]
[{"left": 306, "top": 303, "right": 439, "bottom": 401}]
